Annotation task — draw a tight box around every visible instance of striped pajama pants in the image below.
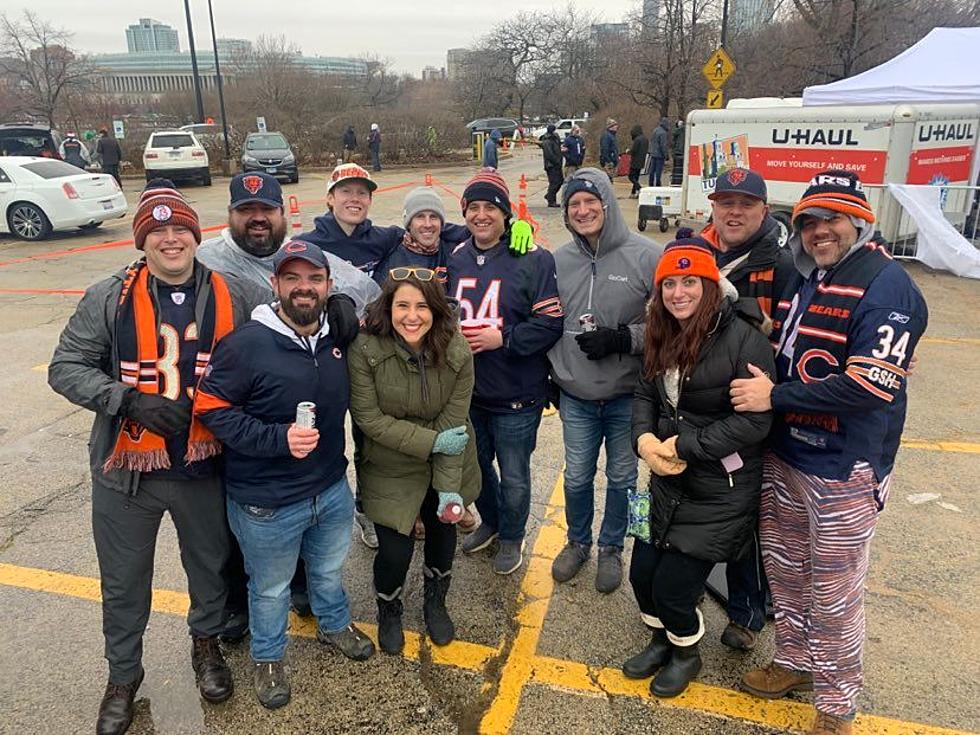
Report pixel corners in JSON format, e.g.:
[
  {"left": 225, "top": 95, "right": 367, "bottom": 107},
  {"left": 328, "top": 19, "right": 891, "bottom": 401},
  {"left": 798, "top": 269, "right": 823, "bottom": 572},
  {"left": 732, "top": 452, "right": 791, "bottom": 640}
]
[{"left": 760, "top": 453, "right": 889, "bottom": 718}]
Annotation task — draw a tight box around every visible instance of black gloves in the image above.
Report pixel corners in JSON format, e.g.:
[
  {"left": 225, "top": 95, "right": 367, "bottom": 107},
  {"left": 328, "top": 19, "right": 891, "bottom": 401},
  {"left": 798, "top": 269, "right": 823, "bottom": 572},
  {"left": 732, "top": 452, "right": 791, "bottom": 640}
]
[
  {"left": 575, "top": 325, "right": 633, "bottom": 361},
  {"left": 326, "top": 293, "right": 359, "bottom": 349},
  {"left": 120, "top": 390, "right": 191, "bottom": 437}
]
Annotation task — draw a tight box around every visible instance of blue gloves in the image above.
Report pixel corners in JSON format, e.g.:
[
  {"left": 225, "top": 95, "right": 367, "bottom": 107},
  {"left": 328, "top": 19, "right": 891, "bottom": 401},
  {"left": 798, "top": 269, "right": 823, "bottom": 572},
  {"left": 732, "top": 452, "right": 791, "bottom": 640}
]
[
  {"left": 508, "top": 220, "right": 533, "bottom": 256},
  {"left": 437, "top": 491, "right": 465, "bottom": 523},
  {"left": 433, "top": 425, "right": 468, "bottom": 455}
]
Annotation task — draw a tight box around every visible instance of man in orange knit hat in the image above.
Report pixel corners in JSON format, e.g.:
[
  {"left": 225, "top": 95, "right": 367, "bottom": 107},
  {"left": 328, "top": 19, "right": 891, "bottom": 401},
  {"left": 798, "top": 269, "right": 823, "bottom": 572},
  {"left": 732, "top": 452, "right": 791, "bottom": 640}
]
[{"left": 49, "top": 179, "right": 267, "bottom": 735}]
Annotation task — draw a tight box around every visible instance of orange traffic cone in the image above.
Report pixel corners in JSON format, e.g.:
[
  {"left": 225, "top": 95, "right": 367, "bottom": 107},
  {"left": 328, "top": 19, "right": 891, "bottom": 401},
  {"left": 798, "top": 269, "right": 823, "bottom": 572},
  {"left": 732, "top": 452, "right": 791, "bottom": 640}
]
[
  {"left": 288, "top": 195, "right": 302, "bottom": 236},
  {"left": 425, "top": 173, "right": 433, "bottom": 186}
]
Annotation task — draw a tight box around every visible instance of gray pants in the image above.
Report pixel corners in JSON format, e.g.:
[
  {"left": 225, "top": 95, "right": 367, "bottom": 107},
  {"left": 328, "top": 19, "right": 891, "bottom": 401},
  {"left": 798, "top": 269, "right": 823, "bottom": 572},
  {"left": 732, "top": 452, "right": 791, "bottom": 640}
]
[{"left": 92, "top": 474, "right": 229, "bottom": 684}]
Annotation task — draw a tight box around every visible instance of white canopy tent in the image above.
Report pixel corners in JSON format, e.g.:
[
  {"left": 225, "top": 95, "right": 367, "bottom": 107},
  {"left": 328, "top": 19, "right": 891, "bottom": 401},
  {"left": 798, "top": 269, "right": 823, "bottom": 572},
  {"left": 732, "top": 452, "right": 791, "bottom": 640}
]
[{"left": 802, "top": 27, "right": 980, "bottom": 106}]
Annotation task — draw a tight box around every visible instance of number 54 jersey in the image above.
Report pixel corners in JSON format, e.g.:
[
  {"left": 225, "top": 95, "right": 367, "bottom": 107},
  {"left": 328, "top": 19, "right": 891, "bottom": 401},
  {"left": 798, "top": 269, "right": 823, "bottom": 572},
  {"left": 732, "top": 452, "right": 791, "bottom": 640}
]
[
  {"left": 447, "top": 236, "right": 564, "bottom": 414},
  {"left": 769, "top": 239, "right": 928, "bottom": 487}
]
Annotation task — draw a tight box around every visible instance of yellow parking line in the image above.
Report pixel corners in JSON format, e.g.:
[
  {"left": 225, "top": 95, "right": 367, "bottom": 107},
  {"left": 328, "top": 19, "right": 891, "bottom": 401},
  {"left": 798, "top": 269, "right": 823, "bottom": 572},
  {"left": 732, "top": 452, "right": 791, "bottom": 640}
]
[
  {"left": 31, "top": 363, "right": 48, "bottom": 372},
  {"left": 478, "top": 474, "right": 567, "bottom": 735},
  {"left": 901, "top": 439, "right": 980, "bottom": 454},
  {"left": 528, "top": 655, "right": 973, "bottom": 734},
  {"left": 0, "top": 562, "right": 497, "bottom": 673}
]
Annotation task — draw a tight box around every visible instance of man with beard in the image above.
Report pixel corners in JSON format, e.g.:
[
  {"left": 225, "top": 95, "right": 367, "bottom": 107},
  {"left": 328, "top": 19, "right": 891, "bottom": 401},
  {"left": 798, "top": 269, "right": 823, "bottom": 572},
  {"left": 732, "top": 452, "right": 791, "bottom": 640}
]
[
  {"left": 197, "top": 173, "right": 378, "bottom": 638},
  {"left": 196, "top": 239, "right": 374, "bottom": 709}
]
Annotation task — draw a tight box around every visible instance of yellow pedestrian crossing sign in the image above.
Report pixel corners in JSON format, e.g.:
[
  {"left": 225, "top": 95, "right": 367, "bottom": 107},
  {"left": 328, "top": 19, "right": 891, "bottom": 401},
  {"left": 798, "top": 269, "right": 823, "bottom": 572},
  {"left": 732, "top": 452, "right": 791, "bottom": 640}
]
[
  {"left": 706, "top": 90, "right": 724, "bottom": 109},
  {"left": 703, "top": 47, "right": 736, "bottom": 89}
]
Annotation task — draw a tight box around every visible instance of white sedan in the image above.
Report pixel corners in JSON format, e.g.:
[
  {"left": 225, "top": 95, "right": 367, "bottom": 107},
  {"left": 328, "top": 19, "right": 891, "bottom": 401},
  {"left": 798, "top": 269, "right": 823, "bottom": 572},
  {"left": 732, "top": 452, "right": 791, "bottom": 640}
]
[{"left": 0, "top": 156, "right": 128, "bottom": 241}]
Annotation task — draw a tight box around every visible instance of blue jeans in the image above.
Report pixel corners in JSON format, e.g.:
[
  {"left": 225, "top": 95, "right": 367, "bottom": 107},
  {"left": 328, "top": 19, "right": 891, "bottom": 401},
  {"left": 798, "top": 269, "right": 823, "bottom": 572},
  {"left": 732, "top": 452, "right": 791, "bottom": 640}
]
[
  {"left": 560, "top": 391, "right": 636, "bottom": 549},
  {"left": 227, "top": 476, "right": 355, "bottom": 662},
  {"left": 470, "top": 405, "right": 543, "bottom": 543},
  {"left": 724, "top": 530, "right": 770, "bottom": 632},
  {"left": 648, "top": 157, "right": 665, "bottom": 187}
]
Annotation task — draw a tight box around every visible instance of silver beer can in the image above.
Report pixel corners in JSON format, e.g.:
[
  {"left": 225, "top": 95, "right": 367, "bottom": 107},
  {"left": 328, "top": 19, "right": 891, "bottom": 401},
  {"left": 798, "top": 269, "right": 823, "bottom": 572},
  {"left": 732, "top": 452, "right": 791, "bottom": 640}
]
[
  {"left": 579, "top": 313, "right": 597, "bottom": 332},
  {"left": 296, "top": 402, "right": 316, "bottom": 429}
]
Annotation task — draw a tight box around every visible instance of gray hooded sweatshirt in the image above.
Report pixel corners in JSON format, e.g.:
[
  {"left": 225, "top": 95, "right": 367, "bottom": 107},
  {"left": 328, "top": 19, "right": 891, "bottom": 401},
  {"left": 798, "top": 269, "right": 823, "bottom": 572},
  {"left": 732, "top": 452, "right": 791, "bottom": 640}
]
[{"left": 549, "top": 167, "right": 663, "bottom": 401}]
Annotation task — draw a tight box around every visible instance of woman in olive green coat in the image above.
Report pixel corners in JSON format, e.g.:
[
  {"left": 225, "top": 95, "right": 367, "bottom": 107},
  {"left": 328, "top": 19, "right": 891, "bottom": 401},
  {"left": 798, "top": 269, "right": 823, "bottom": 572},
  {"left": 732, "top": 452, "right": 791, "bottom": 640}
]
[{"left": 348, "top": 267, "right": 480, "bottom": 655}]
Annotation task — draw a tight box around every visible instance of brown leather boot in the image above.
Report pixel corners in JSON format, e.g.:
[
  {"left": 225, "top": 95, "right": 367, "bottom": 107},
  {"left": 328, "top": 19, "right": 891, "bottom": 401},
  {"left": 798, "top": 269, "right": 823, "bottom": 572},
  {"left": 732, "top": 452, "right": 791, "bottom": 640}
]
[
  {"left": 741, "top": 661, "right": 813, "bottom": 699},
  {"left": 812, "top": 711, "right": 853, "bottom": 734}
]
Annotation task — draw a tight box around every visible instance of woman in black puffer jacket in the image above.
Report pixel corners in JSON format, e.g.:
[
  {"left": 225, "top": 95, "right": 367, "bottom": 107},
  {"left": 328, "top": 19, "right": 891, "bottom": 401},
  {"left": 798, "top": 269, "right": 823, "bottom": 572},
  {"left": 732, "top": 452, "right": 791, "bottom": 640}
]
[{"left": 624, "top": 234, "right": 775, "bottom": 698}]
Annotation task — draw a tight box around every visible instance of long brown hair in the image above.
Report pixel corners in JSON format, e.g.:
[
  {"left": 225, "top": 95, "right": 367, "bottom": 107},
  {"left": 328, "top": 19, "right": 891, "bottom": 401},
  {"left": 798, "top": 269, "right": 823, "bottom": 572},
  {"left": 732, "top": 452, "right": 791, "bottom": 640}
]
[
  {"left": 643, "top": 278, "right": 722, "bottom": 379},
  {"left": 364, "top": 274, "right": 456, "bottom": 366}
]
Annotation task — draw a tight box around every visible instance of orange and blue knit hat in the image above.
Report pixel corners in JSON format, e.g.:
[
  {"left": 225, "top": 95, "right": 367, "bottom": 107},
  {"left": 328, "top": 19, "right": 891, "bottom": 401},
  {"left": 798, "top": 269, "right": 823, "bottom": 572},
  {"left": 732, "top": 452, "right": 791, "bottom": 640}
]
[
  {"left": 654, "top": 228, "right": 721, "bottom": 287},
  {"left": 461, "top": 168, "right": 512, "bottom": 219},
  {"left": 132, "top": 179, "right": 201, "bottom": 250},
  {"left": 792, "top": 170, "right": 875, "bottom": 227}
]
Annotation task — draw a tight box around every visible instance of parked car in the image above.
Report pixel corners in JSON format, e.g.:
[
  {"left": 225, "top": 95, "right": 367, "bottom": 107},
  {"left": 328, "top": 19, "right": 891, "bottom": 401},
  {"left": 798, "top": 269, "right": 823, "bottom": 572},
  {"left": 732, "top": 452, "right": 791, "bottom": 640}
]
[
  {"left": 528, "top": 118, "right": 588, "bottom": 140},
  {"left": 466, "top": 117, "right": 521, "bottom": 140},
  {"left": 143, "top": 130, "right": 211, "bottom": 186},
  {"left": 0, "top": 156, "right": 127, "bottom": 241},
  {"left": 0, "top": 123, "right": 63, "bottom": 160},
  {"left": 241, "top": 132, "right": 298, "bottom": 183}
]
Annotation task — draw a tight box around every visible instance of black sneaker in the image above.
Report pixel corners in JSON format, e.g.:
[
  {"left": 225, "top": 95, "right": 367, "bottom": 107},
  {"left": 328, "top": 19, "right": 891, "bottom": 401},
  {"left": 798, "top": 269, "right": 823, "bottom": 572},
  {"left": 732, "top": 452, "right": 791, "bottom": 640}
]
[
  {"left": 551, "top": 541, "right": 590, "bottom": 583},
  {"left": 461, "top": 524, "right": 497, "bottom": 554},
  {"left": 595, "top": 546, "right": 623, "bottom": 593},
  {"left": 218, "top": 609, "right": 249, "bottom": 644},
  {"left": 253, "top": 660, "right": 290, "bottom": 710},
  {"left": 316, "top": 623, "right": 375, "bottom": 661}
]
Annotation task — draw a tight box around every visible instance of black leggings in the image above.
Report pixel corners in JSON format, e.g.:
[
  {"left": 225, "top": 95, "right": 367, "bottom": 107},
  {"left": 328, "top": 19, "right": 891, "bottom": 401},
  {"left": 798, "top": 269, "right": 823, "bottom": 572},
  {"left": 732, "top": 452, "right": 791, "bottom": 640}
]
[
  {"left": 629, "top": 539, "right": 713, "bottom": 638},
  {"left": 373, "top": 487, "right": 457, "bottom": 596}
]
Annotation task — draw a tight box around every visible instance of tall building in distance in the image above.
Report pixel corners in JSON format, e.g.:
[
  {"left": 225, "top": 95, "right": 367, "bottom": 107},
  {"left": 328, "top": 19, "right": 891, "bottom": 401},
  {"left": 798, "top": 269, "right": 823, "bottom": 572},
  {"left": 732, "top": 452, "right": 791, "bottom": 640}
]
[
  {"left": 642, "top": 0, "right": 661, "bottom": 31},
  {"left": 125, "top": 18, "right": 179, "bottom": 54},
  {"left": 446, "top": 48, "right": 471, "bottom": 80},
  {"left": 731, "top": 0, "right": 775, "bottom": 35},
  {"left": 422, "top": 66, "right": 447, "bottom": 82}
]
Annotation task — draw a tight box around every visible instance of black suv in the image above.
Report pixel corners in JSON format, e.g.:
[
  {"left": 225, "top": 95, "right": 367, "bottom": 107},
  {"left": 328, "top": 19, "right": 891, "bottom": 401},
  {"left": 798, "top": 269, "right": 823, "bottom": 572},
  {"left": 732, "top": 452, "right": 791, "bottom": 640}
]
[
  {"left": 241, "top": 132, "right": 298, "bottom": 183},
  {"left": 0, "top": 123, "right": 63, "bottom": 159},
  {"left": 466, "top": 117, "right": 520, "bottom": 139}
]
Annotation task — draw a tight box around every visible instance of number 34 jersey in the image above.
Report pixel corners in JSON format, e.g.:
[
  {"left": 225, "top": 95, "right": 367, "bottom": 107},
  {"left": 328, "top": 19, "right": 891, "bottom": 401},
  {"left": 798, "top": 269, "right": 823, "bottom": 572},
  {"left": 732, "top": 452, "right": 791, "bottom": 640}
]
[{"left": 447, "top": 236, "right": 564, "bottom": 413}]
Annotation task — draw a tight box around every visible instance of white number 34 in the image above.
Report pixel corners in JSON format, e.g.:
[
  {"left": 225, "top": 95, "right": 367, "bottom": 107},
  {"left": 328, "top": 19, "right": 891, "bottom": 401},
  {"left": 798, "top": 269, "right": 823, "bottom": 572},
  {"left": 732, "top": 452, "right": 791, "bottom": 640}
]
[{"left": 871, "top": 325, "right": 910, "bottom": 366}]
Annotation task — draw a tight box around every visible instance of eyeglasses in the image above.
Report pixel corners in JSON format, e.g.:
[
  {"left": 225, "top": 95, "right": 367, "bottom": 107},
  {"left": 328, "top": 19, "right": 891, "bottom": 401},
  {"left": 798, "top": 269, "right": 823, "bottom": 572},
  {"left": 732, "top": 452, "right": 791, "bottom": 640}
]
[{"left": 389, "top": 267, "right": 441, "bottom": 283}]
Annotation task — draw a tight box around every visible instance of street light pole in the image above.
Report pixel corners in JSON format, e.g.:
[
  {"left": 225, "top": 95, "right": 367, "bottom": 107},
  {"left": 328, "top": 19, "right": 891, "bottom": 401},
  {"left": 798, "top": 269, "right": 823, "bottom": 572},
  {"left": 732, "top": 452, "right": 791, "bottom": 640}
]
[
  {"left": 720, "top": 0, "right": 730, "bottom": 48},
  {"left": 183, "top": 0, "right": 205, "bottom": 123},
  {"left": 207, "top": 0, "right": 232, "bottom": 170}
]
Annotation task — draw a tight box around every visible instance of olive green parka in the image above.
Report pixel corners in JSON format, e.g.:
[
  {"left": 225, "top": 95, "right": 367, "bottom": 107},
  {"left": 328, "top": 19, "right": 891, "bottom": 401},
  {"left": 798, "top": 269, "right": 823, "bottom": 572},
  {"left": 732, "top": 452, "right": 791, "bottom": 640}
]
[{"left": 348, "top": 330, "right": 481, "bottom": 536}]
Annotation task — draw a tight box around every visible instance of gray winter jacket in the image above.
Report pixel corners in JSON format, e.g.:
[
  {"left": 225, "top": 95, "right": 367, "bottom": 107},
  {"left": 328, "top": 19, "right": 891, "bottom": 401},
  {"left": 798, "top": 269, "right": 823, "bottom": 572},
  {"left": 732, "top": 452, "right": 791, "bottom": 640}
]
[
  {"left": 549, "top": 168, "right": 663, "bottom": 401},
  {"left": 48, "top": 263, "right": 267, "bottom": 495},
  {"left": 197, "top": 228, "right": 381, "bottom": 317},
  {"left": 650, "top": 119, "right": 670, "bottom": 159}
]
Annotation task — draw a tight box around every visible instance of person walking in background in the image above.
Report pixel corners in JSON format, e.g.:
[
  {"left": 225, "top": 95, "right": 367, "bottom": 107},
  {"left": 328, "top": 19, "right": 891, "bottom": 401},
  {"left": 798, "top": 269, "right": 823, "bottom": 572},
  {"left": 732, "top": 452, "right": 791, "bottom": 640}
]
[
  {"left": 648, "top": 118, "right": 670, "bottom": 187},
  {"left": 483, "top": 129, "right": 501, "bottom": 170},
  {"left": 628, "top": 125, "right": 649, "bottom": 198},
  {"left": 670, "top": 120, "right": 686, "bottom": 186},
  {"left": 562, "top": 125, "right": 586, "bottom": 180},
  {"left": 348, "top": 270, "right": 480, "bottom": 655},
  {"left": 96, "top": 128, "right": 123, "bottom": 185},
  {"left": 626, "top": 234, "right": 774, "bottom": 699},
  {"left": 343, "top": 125, "right": 357, "bottom": 163},
  {"left": 60, "top": 132, "right": 91, "bottom": 170},
  {"left": 369, "top": 123, "right": 382, "bottom": 172},
  {"left": 540, "top": 124, "right": 564, "bottom": 208},
  {"left": 600, "top": 119, "right": 620, "bottom": 181}
]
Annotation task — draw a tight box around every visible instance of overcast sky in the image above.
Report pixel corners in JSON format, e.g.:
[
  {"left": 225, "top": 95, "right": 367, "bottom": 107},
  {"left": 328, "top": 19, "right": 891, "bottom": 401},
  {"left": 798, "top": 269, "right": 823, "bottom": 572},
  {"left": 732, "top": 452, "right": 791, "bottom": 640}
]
[{"left": 12, "top": 1, "right": 640, "bottom": 74}]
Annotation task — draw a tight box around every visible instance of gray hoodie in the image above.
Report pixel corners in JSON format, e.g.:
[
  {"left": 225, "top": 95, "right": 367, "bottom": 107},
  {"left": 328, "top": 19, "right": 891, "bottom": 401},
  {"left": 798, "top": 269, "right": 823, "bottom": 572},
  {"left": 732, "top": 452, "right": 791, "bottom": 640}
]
[
  {"left": 549, "top": 168, "right": 663, "bottom": 401},
  {"left": 197, "top": 227, "right": 381, "bottom": 317}
]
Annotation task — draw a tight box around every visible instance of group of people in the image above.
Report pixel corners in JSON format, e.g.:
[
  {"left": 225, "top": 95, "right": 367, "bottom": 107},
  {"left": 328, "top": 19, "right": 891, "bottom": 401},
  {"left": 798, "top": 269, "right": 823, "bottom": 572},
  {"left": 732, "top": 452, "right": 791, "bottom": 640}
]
[
  {"left": 50, "top": 154, "right": 926, "bottom": 735},
  {"left": 58, "top": 128, "right": 124, "bottom": 184},
  {"left": 342, "top": 124, "right": 383, "bottom": 171},
  {"left": 596, "top": 117, "right": 685, "bottom": 192}
]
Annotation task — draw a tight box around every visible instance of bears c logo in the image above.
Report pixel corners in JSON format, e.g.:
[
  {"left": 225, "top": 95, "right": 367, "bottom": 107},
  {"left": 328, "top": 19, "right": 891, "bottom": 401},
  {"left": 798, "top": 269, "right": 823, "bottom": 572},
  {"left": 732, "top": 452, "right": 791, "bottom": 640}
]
[
  {"left": 727, "top": 168, "right": 747, "bottom": 186},
  {"left": 242, "top": 174, "right": 263, "bottom": 195}
]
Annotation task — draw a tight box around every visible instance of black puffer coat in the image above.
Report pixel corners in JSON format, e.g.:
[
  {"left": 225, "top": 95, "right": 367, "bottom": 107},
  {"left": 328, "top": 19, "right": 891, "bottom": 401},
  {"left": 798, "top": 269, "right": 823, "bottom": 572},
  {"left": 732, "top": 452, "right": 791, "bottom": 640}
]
[{"left": 631, "top": 297, "right": 775, "bottom": 563}]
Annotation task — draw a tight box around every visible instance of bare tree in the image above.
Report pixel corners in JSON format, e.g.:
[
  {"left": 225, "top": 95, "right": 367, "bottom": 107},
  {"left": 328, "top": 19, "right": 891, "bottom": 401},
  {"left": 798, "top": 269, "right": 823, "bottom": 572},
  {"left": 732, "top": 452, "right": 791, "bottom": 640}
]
[{"left": 0, "top": 11, "right": 92, "bottom": 126}]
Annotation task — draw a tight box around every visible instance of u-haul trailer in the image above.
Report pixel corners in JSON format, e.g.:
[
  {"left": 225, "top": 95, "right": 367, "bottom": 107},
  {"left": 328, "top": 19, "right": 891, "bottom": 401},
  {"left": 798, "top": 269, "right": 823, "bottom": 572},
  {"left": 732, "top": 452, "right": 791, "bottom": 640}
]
[{"left": 680, "top": 102, "right": 980, "bottom": 245}]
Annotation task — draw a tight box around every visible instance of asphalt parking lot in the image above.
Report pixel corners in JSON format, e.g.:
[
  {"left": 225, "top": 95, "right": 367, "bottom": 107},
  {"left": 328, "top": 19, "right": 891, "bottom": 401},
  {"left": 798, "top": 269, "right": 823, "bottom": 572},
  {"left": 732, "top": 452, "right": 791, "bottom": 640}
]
[{"left": 0, "top": 148, "right": 977, "bottom": 734}]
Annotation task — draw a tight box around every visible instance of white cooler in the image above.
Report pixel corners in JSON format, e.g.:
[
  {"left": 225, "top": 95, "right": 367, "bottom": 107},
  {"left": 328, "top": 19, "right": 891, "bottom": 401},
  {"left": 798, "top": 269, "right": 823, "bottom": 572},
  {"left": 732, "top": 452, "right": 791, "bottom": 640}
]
[{"left": 637, "top": 186, "right": 682, "bottom": 233}]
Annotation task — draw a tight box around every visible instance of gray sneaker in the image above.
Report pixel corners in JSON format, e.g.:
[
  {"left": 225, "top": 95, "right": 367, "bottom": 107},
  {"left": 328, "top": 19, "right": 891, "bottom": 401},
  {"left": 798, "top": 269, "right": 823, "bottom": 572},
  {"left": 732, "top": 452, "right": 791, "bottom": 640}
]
[
  {"left": 253, "top": 660, "right": 290, "bottom": 709},
  {"left": 317, "top": 623, "right": 375, "bottom": 661},
  {"left": 461, "top": 523, "right": 498, "bottom": 554},
  {"left": 355, "top": 510, "right": 379, "bottom": 550},
  {"left": 493, "top": 540, "right": 524, "bottom": 575},
  {"left": 551, "top": 541, "right": 590, "bottom": 583},
  {"left": 595, "top": 546, "right": 623, "bottom": 593}
]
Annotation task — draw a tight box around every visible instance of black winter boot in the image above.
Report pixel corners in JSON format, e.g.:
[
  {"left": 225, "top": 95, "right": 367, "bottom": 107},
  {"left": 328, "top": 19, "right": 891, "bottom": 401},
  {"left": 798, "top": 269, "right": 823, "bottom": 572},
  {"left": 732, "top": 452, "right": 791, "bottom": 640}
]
[
  {"left": 622, "top": 627, "right": 670, "bottom": 679},
  {"left": 423, "top": 566, "right": 455, "bottom": 645},
  {"left": 376, "top": 588, "right": 405, "bottom": 655},
  {"left": 651, "top": 641, "right": 702, "bottom": 698}
]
